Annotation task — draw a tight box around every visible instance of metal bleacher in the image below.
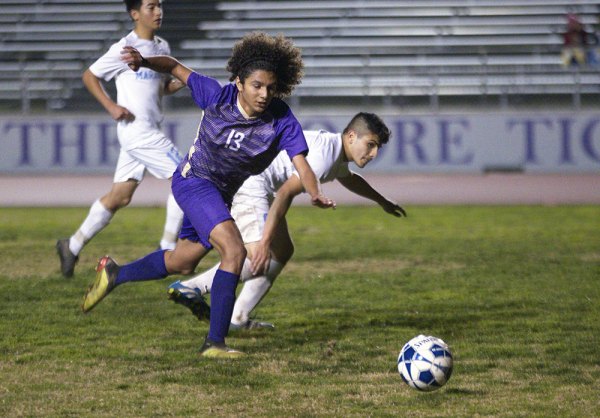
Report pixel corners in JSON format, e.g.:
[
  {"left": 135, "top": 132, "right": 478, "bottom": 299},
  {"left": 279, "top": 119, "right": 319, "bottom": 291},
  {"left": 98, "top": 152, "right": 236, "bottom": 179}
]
[
  {"left": 1, "top": 0, "right": 600, "bottom": 113},
  {"left": 179, "top": 0, "right": 600, "bottom": 109},
  {"left": 0, "top": 0, "right": 130, "bottom": 112}
]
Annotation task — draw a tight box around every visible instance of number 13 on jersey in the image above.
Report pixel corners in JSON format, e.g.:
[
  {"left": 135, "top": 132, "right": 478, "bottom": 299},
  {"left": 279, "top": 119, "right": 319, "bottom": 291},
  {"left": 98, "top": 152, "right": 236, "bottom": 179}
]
[{"left": 225, "top": 129, "right": 245, "bottom": 151}]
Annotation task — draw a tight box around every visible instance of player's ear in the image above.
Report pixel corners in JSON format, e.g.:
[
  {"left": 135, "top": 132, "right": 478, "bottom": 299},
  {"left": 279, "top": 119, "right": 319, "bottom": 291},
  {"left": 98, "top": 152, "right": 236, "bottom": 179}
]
[
  {"left": 130, "top": 9, "right": 139, "bottom": 22},
  {"left": 348, "top": 130, "right": 356, "bottom": 144},
  {"left": 235, "top": 76, "right": 243, "bottom": 91}
]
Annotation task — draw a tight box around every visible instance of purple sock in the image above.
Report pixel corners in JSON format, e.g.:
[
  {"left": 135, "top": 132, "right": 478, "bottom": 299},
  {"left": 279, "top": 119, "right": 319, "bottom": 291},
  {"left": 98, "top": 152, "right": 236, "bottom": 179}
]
[
  {"left": 207, "top": 269, "right": 240, "bottom": 343},
  {"left": 115, "top": 250, "right": 169, "bottom": 286}
]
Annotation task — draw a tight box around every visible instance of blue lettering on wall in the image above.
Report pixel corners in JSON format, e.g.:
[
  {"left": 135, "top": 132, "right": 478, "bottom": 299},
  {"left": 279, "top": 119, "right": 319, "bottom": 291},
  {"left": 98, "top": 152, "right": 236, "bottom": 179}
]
[
  {"left": 438, "top": 118, "right": 473, "bottom": 165},
  {"left": 394, "top": 119, "right": 427, "bottom": 164},
  {"left": 558, "top": 118, "right": 574, "bottom": 164},
  {"left": 507, "top": 118, "right": 553, "bottom": 164},
  {"left": 1, "top": 113, "right": 598, "bottom": 173},
  {"left": 4, "top": 122, "right": 46, "bottom": 166},
  {"left": 582, "top": 118, "right": 600, "bottom": 162},
  {"left": 51, "top": 122, "right": 90, "bottom": 166}
]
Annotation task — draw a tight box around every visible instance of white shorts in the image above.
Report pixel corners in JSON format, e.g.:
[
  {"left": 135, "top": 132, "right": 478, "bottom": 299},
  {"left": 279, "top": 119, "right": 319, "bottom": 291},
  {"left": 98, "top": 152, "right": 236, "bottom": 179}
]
[
  {"left": 231, "top": 175, "right": 273, "bottom": 243},
  {"left": 113, "top": 131, "right": 182, "bottom": 183}
]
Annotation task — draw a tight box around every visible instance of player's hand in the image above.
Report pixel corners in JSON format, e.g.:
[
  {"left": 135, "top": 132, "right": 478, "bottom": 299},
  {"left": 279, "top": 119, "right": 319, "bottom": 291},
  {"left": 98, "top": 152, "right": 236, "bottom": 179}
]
[
  {"left": 381, "top": 199, "right": 406, "bottom": 217},
  {"left": 311, "top": 194, "right": 336, "bottom": 209},
  {"left": 250, "top": 242, "right": 271, "bottom": 276},
  {"left": 109, "top": 104, "right": 135, "bottom": 122},
  {"left": 120, "top": 46, "right": 143, "bottom": 72}
]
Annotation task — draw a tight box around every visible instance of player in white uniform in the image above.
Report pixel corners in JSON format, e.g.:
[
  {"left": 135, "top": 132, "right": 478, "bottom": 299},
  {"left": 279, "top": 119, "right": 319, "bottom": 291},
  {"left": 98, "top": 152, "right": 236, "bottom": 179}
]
[
  {"left": 56, "top": 0, "right": 185, "bottom": 278},
  {"left": 167, "top": 112, "right": 406, "bottom": 329}
]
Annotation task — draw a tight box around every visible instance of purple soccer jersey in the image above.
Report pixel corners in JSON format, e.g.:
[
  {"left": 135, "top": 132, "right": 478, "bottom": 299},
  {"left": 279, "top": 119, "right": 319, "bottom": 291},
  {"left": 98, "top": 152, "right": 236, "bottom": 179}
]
[{"left": 181, "top": 72, "right": 308, "bottom": 202}]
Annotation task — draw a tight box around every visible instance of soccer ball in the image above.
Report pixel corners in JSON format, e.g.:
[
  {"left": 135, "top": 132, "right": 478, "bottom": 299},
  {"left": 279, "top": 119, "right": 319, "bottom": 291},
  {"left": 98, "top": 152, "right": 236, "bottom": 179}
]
[{"left": 397, "top": 334, "right": 453, "bottom": 392}]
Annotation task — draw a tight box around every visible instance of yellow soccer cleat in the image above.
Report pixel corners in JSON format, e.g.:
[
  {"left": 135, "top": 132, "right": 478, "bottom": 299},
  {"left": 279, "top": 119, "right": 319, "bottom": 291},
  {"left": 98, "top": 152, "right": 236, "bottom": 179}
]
[
  {"left": 199, "top": 338, "right": 245, "bottom": 359},
  {"left": 81, "top": 256, "right": 119, "bottom": 313}
]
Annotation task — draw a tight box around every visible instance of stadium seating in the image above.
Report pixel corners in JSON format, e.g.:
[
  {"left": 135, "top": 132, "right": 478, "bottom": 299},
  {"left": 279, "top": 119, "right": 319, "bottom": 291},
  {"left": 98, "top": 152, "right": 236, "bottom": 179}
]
[{"left": 1, "top": 0, "right": 600, "bottom": 112}]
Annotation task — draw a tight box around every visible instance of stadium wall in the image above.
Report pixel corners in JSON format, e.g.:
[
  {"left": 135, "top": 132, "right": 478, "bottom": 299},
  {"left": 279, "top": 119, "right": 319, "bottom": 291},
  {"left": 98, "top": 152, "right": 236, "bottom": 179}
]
[{"left": 1, "top": 110, "right": 599, "bottom": 174}]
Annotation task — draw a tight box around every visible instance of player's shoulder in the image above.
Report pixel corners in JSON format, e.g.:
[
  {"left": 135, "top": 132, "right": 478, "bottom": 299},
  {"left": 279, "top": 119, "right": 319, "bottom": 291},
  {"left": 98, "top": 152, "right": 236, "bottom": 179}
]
[
  {"left": 105, "top": 34, "right": 129, "bottom": 51},
  {"left": 121, "top": 31, "right": 137, "bottom": 45},
  {"left": 304, "top": 130, "right": 341, "bottom": 146}
]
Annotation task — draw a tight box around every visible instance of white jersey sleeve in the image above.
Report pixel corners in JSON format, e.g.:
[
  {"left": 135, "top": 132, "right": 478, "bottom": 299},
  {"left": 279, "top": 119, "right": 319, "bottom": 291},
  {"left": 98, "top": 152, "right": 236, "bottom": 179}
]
[
  {"left": 296, "top": 130, "right": 350, "bottom": 183},
  {"left": 88, "top": 38, "right": 128, "bottom": 82},
  {"left": 88, "top": 31, "right": 172, "bottom": 146},
  {"left": 234, "top": 130, "right": 350, "bottom": 203}
]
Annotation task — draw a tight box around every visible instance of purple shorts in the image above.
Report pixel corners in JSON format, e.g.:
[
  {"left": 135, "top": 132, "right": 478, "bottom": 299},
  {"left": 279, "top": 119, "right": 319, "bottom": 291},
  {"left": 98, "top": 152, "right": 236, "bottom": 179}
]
[{"left": 171, "top": 169, "right": 233, "bottom": 249}]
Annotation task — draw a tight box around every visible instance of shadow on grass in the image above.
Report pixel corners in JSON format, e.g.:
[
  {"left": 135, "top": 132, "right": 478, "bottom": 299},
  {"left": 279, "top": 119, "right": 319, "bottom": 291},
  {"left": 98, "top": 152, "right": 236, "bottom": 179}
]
[{"left": 444, "top": 387, "right": 485, "bottom": 396}]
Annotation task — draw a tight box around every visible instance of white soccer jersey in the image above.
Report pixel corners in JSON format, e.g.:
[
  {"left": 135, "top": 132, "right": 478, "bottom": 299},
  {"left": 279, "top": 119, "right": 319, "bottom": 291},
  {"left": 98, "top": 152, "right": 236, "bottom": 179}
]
[
  {"left": 231, "top": 130, "right": 351, "bottom": 242},
  {"left": 88, "top": 31, "right": 171, "bottom": 149},
  {"left": 235, "top": 130, "right": 351, "bottom": 200}
]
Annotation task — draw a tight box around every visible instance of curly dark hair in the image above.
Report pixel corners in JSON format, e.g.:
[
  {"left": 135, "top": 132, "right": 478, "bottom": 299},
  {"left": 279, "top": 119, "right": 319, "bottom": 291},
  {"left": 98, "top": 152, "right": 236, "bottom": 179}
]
[{"left": 226, "top": 32, "right": 304, "bottom": 98}]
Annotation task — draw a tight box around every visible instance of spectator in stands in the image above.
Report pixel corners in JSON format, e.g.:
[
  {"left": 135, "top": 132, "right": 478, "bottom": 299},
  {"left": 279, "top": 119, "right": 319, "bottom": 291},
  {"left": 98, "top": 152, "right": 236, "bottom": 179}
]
[
  {"left": 585, "top": 14, "right": 600, "bottom": 67},
  {"left": 56, "top": 0, "right": 185, "bottom": 278},
  {"left": 561, "top": 13, "right": 590, "bottom": 68}
]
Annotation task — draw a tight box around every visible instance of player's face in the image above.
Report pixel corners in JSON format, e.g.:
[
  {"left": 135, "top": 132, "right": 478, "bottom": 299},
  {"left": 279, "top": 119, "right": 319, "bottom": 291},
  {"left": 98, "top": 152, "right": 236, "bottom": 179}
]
[
  {"left": 236, "top": 70, "right": 277, "bottom": 118},
  {"left": 347, "top": 132, "right": 381, "bottom": 168},
  {"left": 132, "top": 0, "right": 163, "bottom": 31}
]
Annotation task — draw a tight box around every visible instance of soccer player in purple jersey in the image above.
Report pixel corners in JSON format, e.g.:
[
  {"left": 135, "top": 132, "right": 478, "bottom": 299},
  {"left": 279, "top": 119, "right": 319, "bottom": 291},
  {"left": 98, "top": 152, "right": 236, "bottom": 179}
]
[{"left": 80, "top": 32, "right": 336, "bottom": 358}]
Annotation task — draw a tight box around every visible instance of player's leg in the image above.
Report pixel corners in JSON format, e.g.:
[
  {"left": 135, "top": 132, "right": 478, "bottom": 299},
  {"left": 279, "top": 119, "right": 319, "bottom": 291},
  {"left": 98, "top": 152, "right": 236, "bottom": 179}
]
[
  {"left": 170, "top": 171, "right": 245, "bottom": 357},
  {"left": 167, "top": 191, "right": 266, "bottom": 314},
  {"left": 231, "top": 218, "right": 294, "bottom": 329},
  {"left": 176, "top": 256, "right": 252, "bottom": 296},
  {"left": 82, "top": 237, "right": 207, "bottom": 313},
  {"left": 204, "top": 220, "right": 247, "bottom": 342},
  {"left": 132, "top": 134, "right": 184, "bottom": 250},
  {"left": 167, "top": 192, "right": 267, "bottom": 324},
  {"left": 57, "top": 150, "right": 142, "bottom": 278},
  {"left": 161, "top": 192, "right": 183, "bottom": 250}
]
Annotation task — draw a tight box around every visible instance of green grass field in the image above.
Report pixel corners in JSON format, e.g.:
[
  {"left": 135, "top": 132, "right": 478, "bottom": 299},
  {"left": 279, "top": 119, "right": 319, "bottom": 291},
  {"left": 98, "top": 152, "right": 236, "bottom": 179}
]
[{"left": 1, "top": 205, "right": 599, "bottom": 417}]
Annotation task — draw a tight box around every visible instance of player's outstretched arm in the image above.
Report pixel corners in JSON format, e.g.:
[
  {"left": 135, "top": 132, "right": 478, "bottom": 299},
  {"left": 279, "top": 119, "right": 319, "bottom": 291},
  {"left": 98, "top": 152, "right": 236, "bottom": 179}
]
[
  {"left": 291, "top": 154, "right": 336, "bottom": 209},
  {"left": 250, "top": 175, "right": 304, "bottom": 275},
  {"left": 120, "top": 46, "right": 193, "bottom": 85},
  {"left": 163, "top": 77, "right": 187, "bottom": 95},
  {"left": 337, "top": 172, "right": 406, "bottom": 217}
]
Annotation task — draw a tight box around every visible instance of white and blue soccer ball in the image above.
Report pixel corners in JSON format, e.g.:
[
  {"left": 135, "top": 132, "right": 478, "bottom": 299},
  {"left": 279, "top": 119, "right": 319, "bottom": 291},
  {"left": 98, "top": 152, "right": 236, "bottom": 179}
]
[{"left": 397, "top": 334, "right": 453, "bottom": 392}]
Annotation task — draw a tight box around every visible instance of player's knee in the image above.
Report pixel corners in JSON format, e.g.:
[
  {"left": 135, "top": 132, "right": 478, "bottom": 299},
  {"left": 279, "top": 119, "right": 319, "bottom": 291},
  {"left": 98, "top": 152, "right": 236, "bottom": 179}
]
[
  {"left": 164, "top": 251, "right": 199, "bottom": 275},
  {"left": 221, "top": 244, "right": 247, "bottom": 268},
  {"left": 178, "top": 265, "right": 196, "bottom": 275},
  {"left": 101, "top": 194, "right": 131, "bottom": 211},
  {"left": 167, "top": 260, "right": 198, "bottom": 275},
  {"left": 115, "top": 196, "right": 132, "bottom": 208}
]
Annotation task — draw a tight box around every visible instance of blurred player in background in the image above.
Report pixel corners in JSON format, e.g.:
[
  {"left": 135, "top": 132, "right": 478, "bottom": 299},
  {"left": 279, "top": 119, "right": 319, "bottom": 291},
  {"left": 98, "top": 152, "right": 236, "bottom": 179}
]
[
  {"left": 168, "top": 112, "right": 406, "bottom": 330},
  {"left": 56, "top": 0, "right": 185, "bottom": 278},
  {"left": 81, "top": 32, "right": 336, "bottom": 357}
]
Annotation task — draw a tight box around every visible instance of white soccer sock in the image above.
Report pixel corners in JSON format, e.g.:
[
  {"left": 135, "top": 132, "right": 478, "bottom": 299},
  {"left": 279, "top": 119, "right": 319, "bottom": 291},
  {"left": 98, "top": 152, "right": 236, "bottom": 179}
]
[
  {"left": 160, "top": 193, "right": 183, "bottom": 250},
  {"left": 182, "top": 258, "right": 253, "bottom": 295},
  {"left": 69, "top": 199, "right": 113, "bottom": 256},
  {"left": 231, "top": 259, "right": 284, "bottom": 326},
  {"left": 182, "top": 263, "right": 219, "bottom": 295}
]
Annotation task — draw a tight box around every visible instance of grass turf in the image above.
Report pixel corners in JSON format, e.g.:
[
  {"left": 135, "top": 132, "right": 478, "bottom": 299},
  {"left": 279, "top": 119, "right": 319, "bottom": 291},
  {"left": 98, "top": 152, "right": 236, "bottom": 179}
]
[{"left": 0, "top": 205, "right": 599, "bottom": 417}]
